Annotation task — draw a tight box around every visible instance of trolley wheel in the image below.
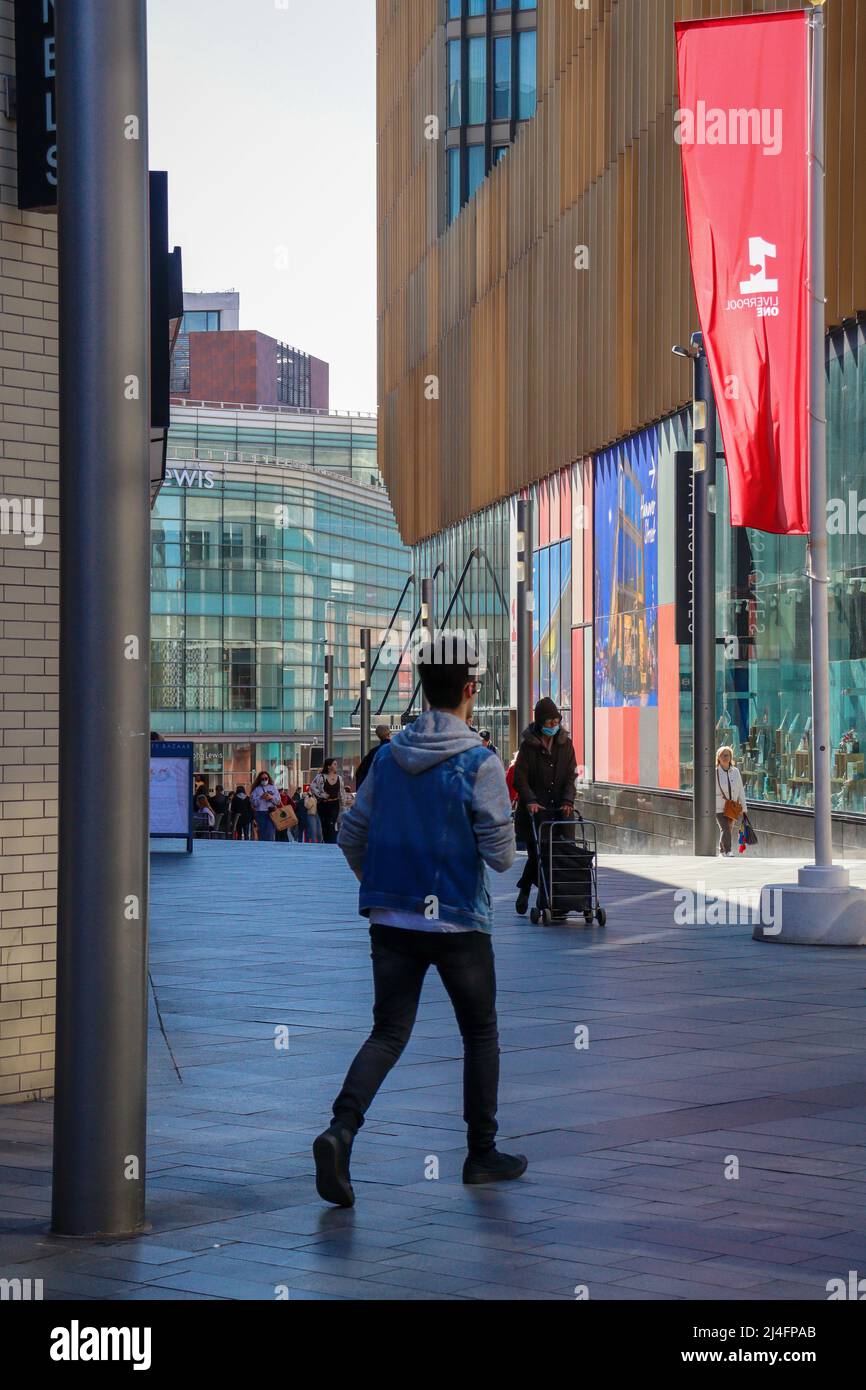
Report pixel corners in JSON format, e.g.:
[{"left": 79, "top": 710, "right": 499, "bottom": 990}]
[
  {"left": 530, "top": 908, "right": 540, "bottom": 925},
  {"left": 541, "top": 909, "right": 553, "bottom": 926},
  {"left": 584, "top": 910, "right": 594, "bottom": 924},
  {"left": 596, "top": 908, "right": 607, "bottom": 928}
]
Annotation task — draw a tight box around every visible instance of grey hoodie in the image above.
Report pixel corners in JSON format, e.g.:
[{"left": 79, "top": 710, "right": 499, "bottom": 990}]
[{"left": 338, "top": 710, "right": 516, "bottom": 889}]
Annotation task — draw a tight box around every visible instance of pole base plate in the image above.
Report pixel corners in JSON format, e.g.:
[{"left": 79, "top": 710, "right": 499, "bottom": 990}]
[{"left": 753, "top": 876, "right": 866, "bottom": 946}]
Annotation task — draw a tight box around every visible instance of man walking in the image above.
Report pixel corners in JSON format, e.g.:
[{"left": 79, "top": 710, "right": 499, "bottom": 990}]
[
  {"left": 313, "top": 634, "right": 527, "bottom": 1208},
  {"left": 355, "top": 723, "right": 391, "bottom": 791},
  {"left": 513, "top": 697, "right": 577, "bottom": 916}
]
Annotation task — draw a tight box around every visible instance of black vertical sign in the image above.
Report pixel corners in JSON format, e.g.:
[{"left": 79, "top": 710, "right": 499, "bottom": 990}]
[
  {"left": 675, "top": 450, "right": 694, "bottom": 646},
  {"left": 14, "top": 0, "right": 57, "bottom": 211}
]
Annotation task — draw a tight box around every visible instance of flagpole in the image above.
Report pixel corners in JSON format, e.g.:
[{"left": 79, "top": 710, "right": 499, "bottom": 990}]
[
  {"left": 756, "top": 1, "right": 866, "bottom": 945},
  {"left": 807, "top": 1, "right": 832, "bottom": 870}
]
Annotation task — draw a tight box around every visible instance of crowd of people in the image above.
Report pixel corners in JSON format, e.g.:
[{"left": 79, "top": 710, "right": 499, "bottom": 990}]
[{"left": 191, "top": 758, "right": 357, "bottom": 845}]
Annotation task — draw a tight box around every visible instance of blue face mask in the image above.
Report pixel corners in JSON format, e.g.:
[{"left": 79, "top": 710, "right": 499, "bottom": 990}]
[{"left": 542, "top": 724, "right": 560, "bottom": 738}]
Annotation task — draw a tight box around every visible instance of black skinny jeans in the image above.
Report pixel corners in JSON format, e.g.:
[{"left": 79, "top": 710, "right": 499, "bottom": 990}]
[
  {"left": 332, "top": 924, "right": 500, "bottom": 1155},
  {"left": 319, "top": 798, "right": 340, "bottom": 844}
]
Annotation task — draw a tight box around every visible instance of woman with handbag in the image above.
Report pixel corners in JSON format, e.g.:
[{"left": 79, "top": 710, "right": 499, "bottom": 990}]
[
  {"left": 715, "top": 746, "right": 747, "bottom": 857},
  {"left": 251, "top": 770, "right": 282, "bottom": 843}
]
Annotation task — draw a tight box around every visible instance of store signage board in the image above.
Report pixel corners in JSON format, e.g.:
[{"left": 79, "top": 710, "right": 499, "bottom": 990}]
[
  {"left": 674, "top": 451, "right": 694, "bottom": 646},
  {"left": 149, "top": 741, "right": 194, "bottom": 853},
  {"left": 14, "top": 0, "right": 57, "bottom": 213}
]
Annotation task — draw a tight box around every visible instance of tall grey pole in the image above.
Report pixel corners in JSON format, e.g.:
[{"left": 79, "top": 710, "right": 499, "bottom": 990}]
[
  {"left": 52, "top": 0, "right": 151, "bottom": 1237},
  {"left": 323, "top": 654, "right": 334, "bottom": 762},
  {"left": 420, "top": 577, "right": 434, "bottom": 712},
  {"left": 516, "top": 499, "right": 534, "bottom": 736},
  {"left": 807, "top": 5, "right": 832, "bottom": 871},
  {"left": 359, "top": 629, "right": 371, "bottom": 762},
  {"left": 692, "top": 334, "right": 718, "bottom": 857}
]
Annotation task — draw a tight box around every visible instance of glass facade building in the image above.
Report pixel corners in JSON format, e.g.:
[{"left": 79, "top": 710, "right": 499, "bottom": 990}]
[
  {"left": 445, "top": 0, "right": 537, "bottom": 225},
  {"left": 151, "top": 404, "right": 413, "bottom": 789},
  {"left": 413, "top": 322, "right": 866, "bottom": 818}
]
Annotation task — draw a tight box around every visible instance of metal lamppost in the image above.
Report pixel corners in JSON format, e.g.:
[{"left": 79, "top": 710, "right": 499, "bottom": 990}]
[
  {"left": 420, "top": 576, "right": 434, "bottom": 711},
  {"left": 323, "top": 653, "right": 334, "bottom": 762},
  {"left": 516, "top": 498, "right": 534, "bottom": 737},
  {"left": 673, "top": 333, "right": 718, "bottom": 857},
  {"left": 359, "top": 629, "right": 372, "bottom": 762},
  {"left": 52, "top": 0, "right": 151, "bottom": 1237}
]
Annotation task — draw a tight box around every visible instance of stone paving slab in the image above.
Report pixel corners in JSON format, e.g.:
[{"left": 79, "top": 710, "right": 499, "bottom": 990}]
[{"left": 2, "top": 842, "right": 866, "bottom": 1300}]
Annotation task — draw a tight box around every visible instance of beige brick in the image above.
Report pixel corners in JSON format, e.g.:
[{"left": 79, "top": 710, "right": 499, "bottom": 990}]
[
  {"left": 18, "top": 1069, "right": 51, "bottom": 1088},
  {"left": 3, "top": 981, "right": 39, "bottom": 1000}
]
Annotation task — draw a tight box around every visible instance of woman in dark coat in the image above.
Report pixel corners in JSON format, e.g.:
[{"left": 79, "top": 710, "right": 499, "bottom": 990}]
[{"left": 513, "top": 697, "right": 577, "bottom": 915}]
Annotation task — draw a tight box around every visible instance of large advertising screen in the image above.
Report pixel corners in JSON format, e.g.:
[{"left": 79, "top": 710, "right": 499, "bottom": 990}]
[{"left": 594, "top": 436, "right": 659, "bottom": 708}]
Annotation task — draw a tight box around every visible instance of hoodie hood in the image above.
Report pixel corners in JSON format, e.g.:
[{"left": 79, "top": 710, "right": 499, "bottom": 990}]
[{"left": 390, "top": 709, "right": 482, "bottom": 776}]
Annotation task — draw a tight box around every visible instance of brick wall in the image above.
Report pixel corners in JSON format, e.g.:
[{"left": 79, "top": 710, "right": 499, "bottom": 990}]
[
  {"left": 0, "top": 0, "right": 60, "bottom": 1105},
  {"left": 189, "top": 330, "right": 263, "bottom": 405}
]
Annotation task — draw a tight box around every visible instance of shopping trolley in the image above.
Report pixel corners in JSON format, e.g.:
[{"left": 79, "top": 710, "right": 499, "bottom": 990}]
[{"left": 528, "top": 812, "right": 606, "bottom": 927}]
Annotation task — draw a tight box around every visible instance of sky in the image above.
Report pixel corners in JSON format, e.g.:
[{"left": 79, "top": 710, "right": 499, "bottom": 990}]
[{"left": 148, "top": 0, "right": 377, "bottom": 413}]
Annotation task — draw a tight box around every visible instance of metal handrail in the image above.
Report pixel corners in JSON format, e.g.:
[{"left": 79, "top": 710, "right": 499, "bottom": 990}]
[
  {"left": 170, "top": 397, "right": 377, "bottom": 421},
  {"left": 404, "top": 549, "right": 507, "bottom": 717}
]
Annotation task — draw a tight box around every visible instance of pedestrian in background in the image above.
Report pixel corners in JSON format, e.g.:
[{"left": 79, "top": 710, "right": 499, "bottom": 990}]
[
  {"left": 210, "top": 784, "right": 229, "bottom": 838},
  {"left": 193, "top": 794, "right": 215, "bottom": 838},
  {"left": 355, "top": 725, "right": 391, "bottom": 791},
  {"left": 230, "top": 785, "right": 254, "bottom": 840},
  {"left": 480, "top": 730, "right": 499, "bottom": 758},
  {"left": 291, "top": 785, "right": 307, "bottom": 841},
  {"left": 513, "top": 698, "right": 577, "bottom": 916},
  {"left": 304, "top": 786, "right": 323, "bottom": 843},
  {"left": 716, "top": 746, "right": 747, "bottom": 857},
  {"left": 312, "top": 758, "right": 344, "bottom": 844},
  {"left": 251, "top": 770, "right": 281, "bottom": 843}
]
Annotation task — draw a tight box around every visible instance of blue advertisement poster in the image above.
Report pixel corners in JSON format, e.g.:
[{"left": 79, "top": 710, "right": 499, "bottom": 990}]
[
  {"left": 594, "top": 430, "right": 659, "bottom": 708},
  {"left": 531, "top": 540, "right": 573, "bottom": 716}
]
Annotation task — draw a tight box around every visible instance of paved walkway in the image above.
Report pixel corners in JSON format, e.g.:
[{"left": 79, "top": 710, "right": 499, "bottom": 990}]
[{"left": 3, "top": 843, "right": 866, "bottom": 1300}]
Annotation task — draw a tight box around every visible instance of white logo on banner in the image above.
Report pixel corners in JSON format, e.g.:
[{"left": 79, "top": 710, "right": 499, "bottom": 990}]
[
  {"left": 725, "top": 235, "right": 780, "bottom": 320},
  {"left": 739, "top": 236, "right": 779, "bottom": 294}
]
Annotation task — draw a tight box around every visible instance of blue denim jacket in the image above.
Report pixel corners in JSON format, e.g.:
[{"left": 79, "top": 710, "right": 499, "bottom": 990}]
[{"left": 338, "top": 711, "right": 515, "bottom": 933}]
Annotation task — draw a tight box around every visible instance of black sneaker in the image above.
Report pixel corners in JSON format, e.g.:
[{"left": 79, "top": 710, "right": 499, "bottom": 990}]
[
  {"left": 313, "top": 1122, "right": 356, "bottom": 1208},
  {"left": 463, "top": 1149, "right": 529, "bottom": 1185},
  {"left": 515, "top": 890, "right": 529, "bottom": 915}
]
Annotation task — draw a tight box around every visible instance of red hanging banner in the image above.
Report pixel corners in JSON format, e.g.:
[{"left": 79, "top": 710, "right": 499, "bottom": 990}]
[{"left": 675, "top": 10, "right": 811, "bottom": 535}]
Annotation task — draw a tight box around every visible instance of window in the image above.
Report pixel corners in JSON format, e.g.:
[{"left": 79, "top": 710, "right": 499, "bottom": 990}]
[
  {"left": 518, "top": 0, "right": 537, "bottom": 9},
  {"left": 186, "top": 529, "right": 211, "bottom": 564},
  {"left": 468, "top": 0, "right": 486, "bottom": 13},
  {"left": 182, "top": 311, "right": 220, "bottom": 334},
  {"left": 493, "top": 37, "right": 512, "bottom": 120},
  {"left": 467, "top": 145, "right": 486, "bottom": 201},
  {"left": 467, "top": 37, "right": 486, "bottom": 125},
  {"left": 448, "top": 0, "right": 461, "bottom": 15},
  {"left": 448, "top": 147, "right": 461, "bottom": 224},
  {"left": 447, "top": 40, "right": 462, "bottom": 127},
  {"left": 492, "top": 144, "right": 509, "bottom": 165},
  {"left": 518, "top": 29, "right": 537, "bottom": 120}
]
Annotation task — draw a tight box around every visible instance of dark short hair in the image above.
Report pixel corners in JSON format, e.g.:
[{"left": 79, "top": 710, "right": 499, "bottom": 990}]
[
  {"left": 417, "top": 633, "right": 479, "bottom": 711},
  {"left": 323, "top": 758, "right": 337, "bottom": 773}
]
